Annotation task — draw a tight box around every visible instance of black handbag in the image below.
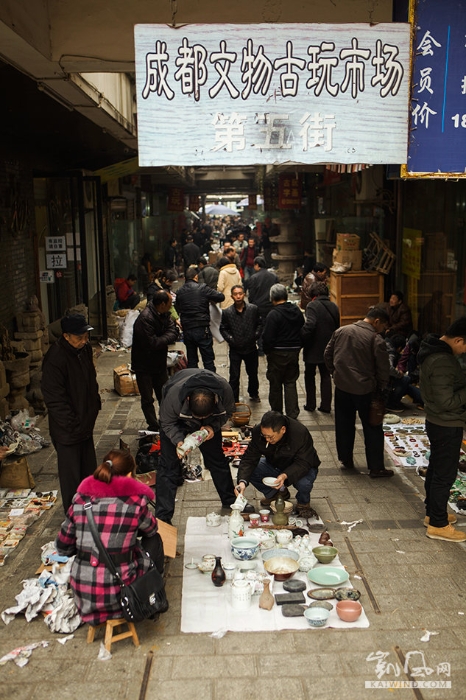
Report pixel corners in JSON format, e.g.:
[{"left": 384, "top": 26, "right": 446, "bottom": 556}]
[{"left": 84, "top": 502, "right": 168, "bottom": 622}]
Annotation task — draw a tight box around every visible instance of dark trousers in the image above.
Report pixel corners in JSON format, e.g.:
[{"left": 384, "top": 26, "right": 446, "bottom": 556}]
[
  {"left": 229, "top": 347, "right": 259, "bottom": 400},
  {"left": 155, "top": 428, "right": 235, "bottom": 523},
  {"left": 425, "top": 420, "right": 463, "bottom": 527},
  {"left": 183, "top": 326, "right": 216, "bottom": 372},
  {"left": 304, "top": 362, "right": 332, "bottom": 411},
  {"left": 54, "top": 437, "right": 97, "bottom": 514},
  {"left": 266, "top": 350, "right": 300, "bottom": 419},
  {"left": 120, "top": 294, "right": 141, "bottom": 309},
  {"left": 135, "top": 371, "right": 168, "bottom": 429},
  {"left": 334, "top": 388, "right": 385, "bottom": 471}
]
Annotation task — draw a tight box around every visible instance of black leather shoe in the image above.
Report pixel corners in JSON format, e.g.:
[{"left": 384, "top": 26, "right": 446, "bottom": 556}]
[
  {"left": 369, "top": 469, "right": 394, "bottom": 478},
  {"left": 340, "top": 460, "right": 355, "bottom": 469},
  {"left": 303, "top": 405, "right": 315, "bottom": 412},
  {"left": 318, "top": 407, "right": 331, "bottom": 414}
]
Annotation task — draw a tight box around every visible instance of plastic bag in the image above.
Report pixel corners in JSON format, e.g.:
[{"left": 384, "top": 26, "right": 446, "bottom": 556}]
[
  {"left": 10, "top": 410, "right": 37, "bottom": 433},
  {"left": 120, "top": 309, "right": 139, "bottom": 348}
]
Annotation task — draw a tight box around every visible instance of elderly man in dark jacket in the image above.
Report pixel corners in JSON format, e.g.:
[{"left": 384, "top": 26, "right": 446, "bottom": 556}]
[
  {"left": 175, "top": 267, "right": 224, "bottom": 371},
  {"left": 156, "top": 369, "right": 238, "bottom": 523},
  {"left": 262, "top": 284, "right": 304, "bottom": 419},
  {"left": 42, "top": 314, "right": 101, "bottom": 513},
  {"left": 301, "top": 282, "right": 340, "bottom": 413},
  {"left": 220, "top": 285, "right": 263, "bottom": 402},
  {"left": 235, "top": 411, "right": 321, "bottom": 518},
  {"left": 131, "top": 290, "right": 179, "bottom": 432}
]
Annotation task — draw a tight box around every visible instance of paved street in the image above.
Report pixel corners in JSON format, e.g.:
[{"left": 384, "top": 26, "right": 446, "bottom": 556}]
[{"left": 1, "top": 339, "right": 465, "bottom": 700}]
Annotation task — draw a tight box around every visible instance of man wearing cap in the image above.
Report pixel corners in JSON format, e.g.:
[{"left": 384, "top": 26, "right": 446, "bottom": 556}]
[{"left": 42, "top": 314, "right": 101, "bottom": 513}]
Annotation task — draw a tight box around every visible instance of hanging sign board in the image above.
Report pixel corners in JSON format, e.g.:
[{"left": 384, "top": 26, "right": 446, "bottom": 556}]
[
  {"left": 404, "top": 0, "right": 466, "bottom": 177},
  {"left": 45, "top": 236, "right": 66, "bottom": 252},
  {"left": 135, "top": 23, "right": 410, "bottom": 167},
  {"left": 46, "top": 253, "right": 67, "bottom": 269}
]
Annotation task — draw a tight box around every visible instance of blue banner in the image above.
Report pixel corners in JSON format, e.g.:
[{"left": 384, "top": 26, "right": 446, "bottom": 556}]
[{"left": 408, "top": 0, "right": 466, "bottom": 173}]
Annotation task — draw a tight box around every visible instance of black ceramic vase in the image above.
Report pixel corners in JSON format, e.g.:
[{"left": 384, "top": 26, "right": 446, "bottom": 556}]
[{"left": 211, "top": 556, "right": 226, "bottom": 587}]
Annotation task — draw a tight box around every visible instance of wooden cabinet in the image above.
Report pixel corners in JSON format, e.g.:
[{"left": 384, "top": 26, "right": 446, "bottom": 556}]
[{"left": 329, "top": 271, "right": 384, "bottom": 326}]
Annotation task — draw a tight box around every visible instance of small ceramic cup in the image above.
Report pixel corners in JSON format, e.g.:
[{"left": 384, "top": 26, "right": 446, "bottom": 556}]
[
  {"left": 259, "top": 509, "right": 270, "bottom": 523},
  {"left": 202, "top": 554, "right": 216, "bottom": 568},
  {"left": 206, "top": 512, "right": 222, "bottom": 527},
  {"left": 249, "top": 513, "right": 260, "bottom": 526},
  {"left": 276, "top": 529, "right": 293, "bottom": 545},
  {"left": 223, "top": 561, "right": 237, "bottom": 580}
]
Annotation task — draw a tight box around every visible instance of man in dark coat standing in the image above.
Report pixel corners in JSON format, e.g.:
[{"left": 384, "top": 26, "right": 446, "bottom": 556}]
[
  {"left": 301, "top": 282, "right": 340, "bottom": 413},
  {"left": 245, "top": 256, "right": 278, "bottom": 355},
  {"left": 220, "top": 285, "right": 263, "bottom": 402},
  {"left": 41, "top": 314, "right": 101, "bottom": 513},
  {"left": 131, "top": 290, "right": 179, "bottom": 432},
  {"left": 175, "top": 267, "right": 224, "bottom": 371},
  {"left": 262, "top": 284, "right": 304, "bottom": 419},
  {"left": 182, "top": 235, "right": 200, "bottom": 270},
  {"left": 156, "top": 369, "right": 238, "bottom": 523}
]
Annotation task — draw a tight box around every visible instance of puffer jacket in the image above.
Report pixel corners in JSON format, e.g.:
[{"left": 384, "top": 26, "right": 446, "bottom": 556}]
[
  {"left": 418, "top": 334, "right": 466, "bottom": 427},
  {"left": 237, "top": 418, "right": 320, "bottom": 486},
  {"left": 41, "top": 337, "right": 101, "bottom": 445},
  {"left": 159, "top": 369, "right": 235, "bottom": 446},
  {"left": 131, "top": 303, "right": 179, "bottom": 374},
  {"left": 217, "top": 264, "right": 242, "bottom": 309},
  {"left": 175, "top": 280, "right": 224, "bottom": 330},
  {"left": 220, "top": 303, "right": 262, "bottom": 354},
  {"left": 262, "top": 302, "right": 304, "bottom": 354}
]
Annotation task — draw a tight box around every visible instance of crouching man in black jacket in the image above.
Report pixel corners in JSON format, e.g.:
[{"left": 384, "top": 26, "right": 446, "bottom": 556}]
[{"left": 235, "top": 411, "right": 321, "bottom": 519}]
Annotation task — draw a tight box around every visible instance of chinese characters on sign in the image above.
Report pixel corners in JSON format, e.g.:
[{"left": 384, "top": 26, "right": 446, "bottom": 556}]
[
  {"left": 45, "top": 236, "right": 66, "bottom": 252},
  {"left": 135, "top": 24, "right": 410, "bottom": 166},
  {"left": 278, "top": 174, "right": 302, "bottom": 209},
  {"left": 407, "top": 0, "right": 466, "bottom": 174},
  {"left": 46, "top": 254, "right": 67, "bottom": 270},
  {"left": 167, "top": 187, "right": 184, "bottom": 212}
]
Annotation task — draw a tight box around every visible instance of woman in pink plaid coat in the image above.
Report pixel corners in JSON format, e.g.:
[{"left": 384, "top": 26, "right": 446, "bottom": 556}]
[{"left": 56, "top": 449, "right": 164, "bottom": 625}]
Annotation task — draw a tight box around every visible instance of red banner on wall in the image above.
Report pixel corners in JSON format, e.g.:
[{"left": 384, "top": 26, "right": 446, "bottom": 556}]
[
  {"left": 248, "top": 194, "right": 257, "bottom": 210},
  {"left": 167, "top": 187, "right": 184, "bottom": 212},
  {"left": 188, "top": 195, "right": 200, "bottom": 212},
  {"left": 278, "top": 174, "right": 302, "bottom": 209}
]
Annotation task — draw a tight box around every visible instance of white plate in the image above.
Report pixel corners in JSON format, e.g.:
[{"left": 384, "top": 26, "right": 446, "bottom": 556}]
[{"left": 262, "top": 476, "right": 278, "bottom": 487}]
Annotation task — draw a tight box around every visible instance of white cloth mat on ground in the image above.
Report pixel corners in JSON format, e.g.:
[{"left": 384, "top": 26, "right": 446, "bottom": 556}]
[{"left": 181, "top": 517, "right": 369, "bottom": 633}]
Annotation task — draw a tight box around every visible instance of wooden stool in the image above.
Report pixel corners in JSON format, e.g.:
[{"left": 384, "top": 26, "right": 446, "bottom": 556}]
[{"left": 87, "top": 618, "right": 140, "bottom": 652}]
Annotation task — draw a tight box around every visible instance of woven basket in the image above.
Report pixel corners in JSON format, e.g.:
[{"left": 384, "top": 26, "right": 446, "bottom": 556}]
[{"left": 231, "top": 402, "right": 251, "bottom": 427}]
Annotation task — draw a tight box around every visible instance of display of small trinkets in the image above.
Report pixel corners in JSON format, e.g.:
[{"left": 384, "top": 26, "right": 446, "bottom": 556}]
[
  {"left": 383, "top": 423, "right": 431, "bottom": 468},
  {"left": 0, "top": 488, "right": 57, "bottom": 565}
]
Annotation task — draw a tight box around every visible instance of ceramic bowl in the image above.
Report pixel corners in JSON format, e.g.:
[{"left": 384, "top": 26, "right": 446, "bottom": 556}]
[
  {"left": 276, "top": 529, "right": 293, "bottom": 545},
  {"left": 263, "top": 556, "right": 299, "bottom": 581},
  {"left": 206, "top": 512, "right": 222, "bottom": 527},
  {"left": 307, "top": 566, "right": 349, "bottom": 587},
  {"left": 262, "top": 476, "right": 279, "bottom": 487},
  {"left": 336, "top": 600, "right": 362, "bottom": 622},
  {"left": 312, "top": 546, "right": 338, "bottom": 564},
  {"left": 303, "top": 607, "right": 330, "bottom": 628},
  {"left": 269, "top": 500, "right": 294, "bottom": 515},
  {"left": 230, "top": 537, "right": 260, "bottom": 561},
  {"left": 261, "top": 547, "right": 299, "bottom": 562}
]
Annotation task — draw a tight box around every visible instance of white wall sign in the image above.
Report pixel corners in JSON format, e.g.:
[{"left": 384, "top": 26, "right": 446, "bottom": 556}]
[
  {"left": 45, "top": 236, "right": 66, "bottom": 252},
  {"left": 135, "top": 23, "right": 410, "bottom": 166},
  {"left": 39, "top": 271, "right": 54, "bottom": 283},
  {"left": 46, "top": 253, "right": 67, "bottom": 269}
]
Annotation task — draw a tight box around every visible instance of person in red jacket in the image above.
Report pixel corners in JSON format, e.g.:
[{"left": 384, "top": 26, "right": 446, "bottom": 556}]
[{"left": 115, "top": 274, "right": 141, "bottom": 309}]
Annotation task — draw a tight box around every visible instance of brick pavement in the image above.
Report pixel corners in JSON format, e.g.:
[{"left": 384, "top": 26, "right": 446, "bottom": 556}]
[{"left": 1, "top": 340, "right": 465, "bottom": 700}]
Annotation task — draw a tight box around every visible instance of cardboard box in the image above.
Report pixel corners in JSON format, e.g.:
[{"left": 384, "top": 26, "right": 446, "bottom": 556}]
[
  {"left": 113, "top": 364, "right": 139, "bottom": 396},
  {"left": 332, "top": 249, "right": 362, "bottom": 271},
  {"left": 336, "top": 233, "right": 360, "bottom": 251}
]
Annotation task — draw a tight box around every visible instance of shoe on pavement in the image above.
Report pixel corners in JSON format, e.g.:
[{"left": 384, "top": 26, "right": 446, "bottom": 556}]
[
  {"left": 426, "top": 523, "right": 466, "bottom": 542},
  {"left": 340, "top": 460, "right": 355, "bottom": 470},
  {"left": 260, "top": 488, "right": 290, "bottom": 507},
  {"left": 318, "top": 407, "right": 331, "bottom": 414},
  {"left": 249, "top": 396, "right": 261, "bottom": 403},
  {"left": 369, "top": 469, "right": 394, "bottom": 478},
  {"left": 385, "top": 406, "right": 404, "bottom": 413},
  {"left": 303, "top": 405, "right": 316, "bottom": 412}
]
